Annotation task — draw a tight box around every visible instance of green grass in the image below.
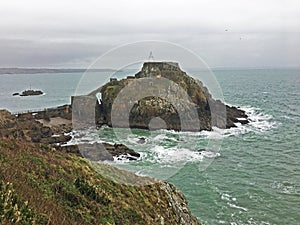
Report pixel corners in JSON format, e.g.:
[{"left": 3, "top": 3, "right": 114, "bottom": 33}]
[
  {"left": 0, "top": 181, "right": 46, "bottom": 224},
  {"left": 0, "top": 139, "right": 200, "bottom": 225}
]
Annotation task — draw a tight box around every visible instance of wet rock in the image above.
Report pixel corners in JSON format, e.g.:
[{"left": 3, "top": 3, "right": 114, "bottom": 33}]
[
  {"left": 137, "top": 137, "right": 146, "bottom": 144},
  {"left": 57, "top": 142, "right": 140, "bottom": 161},
  {"left": 41, "top": 135, "right": 72, "bottom": 145},
  {"left": 103, "top": 143, "right": 140, "bottom": 159}
]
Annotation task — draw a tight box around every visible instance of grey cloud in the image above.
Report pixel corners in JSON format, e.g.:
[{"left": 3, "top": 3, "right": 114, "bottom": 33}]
[{"left": 0, "top": 0, "right": 299, "bottom": 68}]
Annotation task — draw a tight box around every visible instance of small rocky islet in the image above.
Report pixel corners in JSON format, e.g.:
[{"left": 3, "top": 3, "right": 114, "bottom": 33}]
[{"left": 13, "top": 89, "right": 44, "bottom": 96}]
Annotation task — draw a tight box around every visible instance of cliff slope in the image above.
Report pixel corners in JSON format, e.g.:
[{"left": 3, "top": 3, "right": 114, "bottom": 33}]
[{"left": 0, "top": 111, "right": 200, "bottom": 225}]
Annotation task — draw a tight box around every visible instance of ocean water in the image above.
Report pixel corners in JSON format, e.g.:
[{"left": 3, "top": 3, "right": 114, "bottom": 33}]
[{"left": 0, "top": 69, "right": 299, "bottom": 225}]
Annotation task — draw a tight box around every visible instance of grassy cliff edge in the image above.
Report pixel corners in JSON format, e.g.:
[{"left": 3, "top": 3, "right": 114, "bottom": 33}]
[{"left": 0, "top": 138, "right": 200, "bottom": 224}]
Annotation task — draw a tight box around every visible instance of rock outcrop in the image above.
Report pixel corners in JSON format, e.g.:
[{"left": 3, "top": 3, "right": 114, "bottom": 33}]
[
  {"left": 0, "top": 109, "right": 71, "bottom": 144},
  {"left": 58, "top": 142, "right": 140, "bottom": 161},
  {"left": 13, "top": 89, "right": 44, "bottom": 96},
  {"left": 0, "top": 109, "right": 140, "bottom": 161},
  {"left": 93, "top": 62, "right": 248, "bottom": 131}
]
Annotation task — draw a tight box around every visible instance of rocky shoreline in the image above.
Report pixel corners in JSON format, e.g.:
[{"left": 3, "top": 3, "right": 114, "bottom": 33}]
[
  {"left": 0, "top": 106, "right": 201, "bottom": 224},
  {"left": 0, "top": 106, "right": 140, "bottom": 161}
]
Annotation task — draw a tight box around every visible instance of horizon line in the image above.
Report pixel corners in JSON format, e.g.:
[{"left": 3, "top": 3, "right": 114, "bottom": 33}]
[{"left": 0, "top": 65, "right": 300, "bottom": 74}]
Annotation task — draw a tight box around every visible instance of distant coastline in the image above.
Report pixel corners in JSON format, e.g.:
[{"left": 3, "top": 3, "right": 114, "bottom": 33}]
[
  {"left": 0, "top": 68, "right": 116, "bottom": 75},
  {"left": 1, "top": 66, "right": 299, "bottom": 75}
]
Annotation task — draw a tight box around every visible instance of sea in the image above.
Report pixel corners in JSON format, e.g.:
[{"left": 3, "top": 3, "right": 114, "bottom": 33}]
[{"left": 0, "top": 68, "right": 299, "bottom": 225}]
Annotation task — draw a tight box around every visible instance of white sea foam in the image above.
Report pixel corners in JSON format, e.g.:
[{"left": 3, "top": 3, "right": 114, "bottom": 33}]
[
  {"left": 199, "top": 150, "right": 221, "bottom": 158},
  {"left": 271, "top": 181, "right": 296, "bottom": 195},
  {"left": 66, "top": 105, "right": 276, "bottom": 168},
  {"left": 221, "top": 193, "right": 236, "bottom": 201},
  {"left": 67, "top": 127, "right": 103, "bottom": 145},
  {"left": 150, "top": 145, "right": 205, "bottom": 163},
  {"left": 220, "top": 192, "right": 248, "bottom": 212},
  {"left": 147, "top": 145, "right": 221, "bottom": 164},
  {"left": 153, "top": 134, "right": 167, "bottom": 141},
  {"left": 228, "top": 203, "right": 248, "bottom": 212},
  {"left": 127, "top": 135, "right": 148, "bottom": 144},
  {"left": 243, "top": 106, "right": 276, "bottom": 131},
  {"left": 158, "top": 106, "right": 276, "bottom": 140},
  {"left": 113, "top": 154, "right": 139, "bottom": 163},
  {"left": 209, "top": 106, "right": 277, "bottom": 137}
]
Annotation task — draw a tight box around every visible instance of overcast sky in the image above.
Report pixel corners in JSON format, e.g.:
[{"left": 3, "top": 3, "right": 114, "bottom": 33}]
[{"left": 0, "top": 0, "right": 299, "bottom": 68}]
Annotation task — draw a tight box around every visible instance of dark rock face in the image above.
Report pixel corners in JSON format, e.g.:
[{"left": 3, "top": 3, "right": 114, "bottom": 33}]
[
  {"left": 0, "top": 109, "right": 140, "bottom": 161},
  {"left": 58, "top": 142, "right": 140, "bottom": 161},
  {"left": 95, "top": 62, "right": 249, "bottom": 131},
  {"left": 0, "top": 109, "right": 70, "bottom": 144}
]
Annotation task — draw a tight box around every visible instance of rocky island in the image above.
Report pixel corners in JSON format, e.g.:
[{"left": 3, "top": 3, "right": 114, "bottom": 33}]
[
  {"left": 74, "top": 62, "right": 249, "bottom": 131},
  {"left": 13, "top": 89, "right": 44, "bottom": 96}
]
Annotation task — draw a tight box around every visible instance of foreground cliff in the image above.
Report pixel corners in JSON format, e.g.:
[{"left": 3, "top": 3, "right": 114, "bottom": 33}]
[
  {"left": 0, "top": 110, "right": 200, "bottom": 225},
  {"left": 94, "top": 62, "right": 248, "bottom": 131}
]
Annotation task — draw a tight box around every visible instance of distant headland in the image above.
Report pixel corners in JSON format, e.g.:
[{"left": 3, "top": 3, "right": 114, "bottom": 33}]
[{"left": 0, "top": 68, "right": 115, "bottom": 75}]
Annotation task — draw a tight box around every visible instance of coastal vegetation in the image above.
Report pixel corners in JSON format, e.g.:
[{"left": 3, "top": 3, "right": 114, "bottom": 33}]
[{"left": 0, "top": 107, "right": 200, "bottom": 224}]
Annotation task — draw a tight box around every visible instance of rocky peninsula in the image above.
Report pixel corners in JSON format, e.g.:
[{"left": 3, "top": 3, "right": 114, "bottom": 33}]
[{"left": 0, "top": 106, "right": 140, "bottom": 161}]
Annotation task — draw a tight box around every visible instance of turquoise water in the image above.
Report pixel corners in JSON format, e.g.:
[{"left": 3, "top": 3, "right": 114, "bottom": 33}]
[
  {"left": 172, "top": 69, "right": 300, "bottom": 225},
  {"left": 0, "top": 69, "right": 299, "bottom": 224},
  {"left": 0, "top": 71, "right": 108, "bottom": 113}
]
